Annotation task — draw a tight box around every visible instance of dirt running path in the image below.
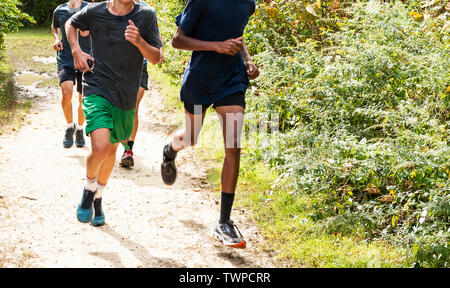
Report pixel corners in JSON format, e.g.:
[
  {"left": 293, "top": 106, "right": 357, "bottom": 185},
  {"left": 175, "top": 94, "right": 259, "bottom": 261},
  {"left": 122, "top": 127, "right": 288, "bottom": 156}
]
[{"left": 0, "top": 74, "right": 277, "bottom": 268}]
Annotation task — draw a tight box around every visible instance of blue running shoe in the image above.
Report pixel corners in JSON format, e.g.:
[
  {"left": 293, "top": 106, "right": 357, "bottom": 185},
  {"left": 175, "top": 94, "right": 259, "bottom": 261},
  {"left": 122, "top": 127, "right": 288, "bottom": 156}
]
[
  {"left": 76, "top": 188, "right": 95, "bottom": 223},
  {"left": 91, "top": 198, "right": 105, "bottom": 227},
  {"left": 63, "top": 125, "right": 76, "bottom": 148}
]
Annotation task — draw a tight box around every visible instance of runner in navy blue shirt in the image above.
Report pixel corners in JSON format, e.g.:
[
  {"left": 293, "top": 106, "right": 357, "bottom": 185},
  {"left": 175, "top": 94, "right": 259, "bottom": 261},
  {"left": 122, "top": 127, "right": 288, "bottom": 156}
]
[
  {"left": 161, "top": 0, "right": 260, "bottom": 249},
  {"left": 52, "top": 0, "right": 92, "bottom": 148}
]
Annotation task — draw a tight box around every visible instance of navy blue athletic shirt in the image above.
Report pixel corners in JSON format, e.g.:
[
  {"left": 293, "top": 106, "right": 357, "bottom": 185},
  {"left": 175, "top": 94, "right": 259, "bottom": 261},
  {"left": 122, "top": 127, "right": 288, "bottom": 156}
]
[
  {"left": 176, "top": 0, "right": 256, "bottom": 105},
  {"left": 52, "top": 1, "right": 91, "bottom": 70}
]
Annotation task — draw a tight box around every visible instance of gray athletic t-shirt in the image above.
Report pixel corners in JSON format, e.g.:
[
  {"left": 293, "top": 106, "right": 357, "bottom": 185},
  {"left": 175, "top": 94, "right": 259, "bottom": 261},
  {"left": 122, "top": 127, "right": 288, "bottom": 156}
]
[{"left": 70, "top": 2, "right": 162, "bottom": 110}]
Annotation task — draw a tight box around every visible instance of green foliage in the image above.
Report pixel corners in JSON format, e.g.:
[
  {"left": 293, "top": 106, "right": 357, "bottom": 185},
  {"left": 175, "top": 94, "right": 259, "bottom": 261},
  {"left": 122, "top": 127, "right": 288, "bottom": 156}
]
[
  {"left": 148, "top": 0, "right": 190, "bottom": 85},
  {"left": 0, "top": 62, "right": 16, "bottom": 108},
  {"left": 244, "top": 1, "right": 449, "bottom": 267},
  {"left": 0, "top": 0, "right": 34, "bottom": 59},
  {"left": 20, "top": 0, "right": 65, "bottom": 26},
  {"left": 244, "top": 0, "right": 344, "bottom": 55},
  {"left": 0, "top": 0, "right": 33, "bottom": 108}
]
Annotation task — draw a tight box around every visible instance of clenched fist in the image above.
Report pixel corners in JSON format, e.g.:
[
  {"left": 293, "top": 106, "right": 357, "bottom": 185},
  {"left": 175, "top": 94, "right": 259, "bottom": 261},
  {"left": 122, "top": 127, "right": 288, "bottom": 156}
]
[
  {"left": 245, "top": 61, "right": 260, "bottom": 80},
  {"left": 215, "top": 37, "right": 243, "bottom": 56},
  {"left": 53, "top": 40, "right": 63, "bottom": 51},
  {"left": 125, "top": 19, "right": 141, "bottom": 46},
  {"left": 73, "top": 50, "right": 95, "bottom": 72}
]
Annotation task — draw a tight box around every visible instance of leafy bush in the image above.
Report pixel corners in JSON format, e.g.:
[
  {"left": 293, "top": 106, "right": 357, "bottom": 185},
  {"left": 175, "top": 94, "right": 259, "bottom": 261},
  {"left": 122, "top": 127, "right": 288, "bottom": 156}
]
[
  {"left": 0, "top": 0, "right": 33, "bottom": 107},
  {"left": 0, "top": 0, "right": 34, "bottom": 59},
  {"left": 244, "top": 0, "right": 449, "bottom": 267},
  {"left": 0, "top": 62, "right": 16, "bottom": 108},
  {"left": 20, "top": 0, "right": 66, "bottom": 26},
  {"left": 148, "top": 0, "right": 190, "bottom": 85}
]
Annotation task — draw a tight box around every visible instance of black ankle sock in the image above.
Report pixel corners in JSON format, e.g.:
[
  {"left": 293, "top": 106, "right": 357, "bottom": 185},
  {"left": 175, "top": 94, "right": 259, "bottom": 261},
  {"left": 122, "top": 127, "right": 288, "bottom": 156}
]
[
  {"left": 164, "top": 142, "right": 178, "bottom": 160},
  {"left": 128, "top": 140, "right": 134, "bottom": 150},
  {"left": 220, "top": 192, "right": 235, "bottom": 224},
  {"left": 94, "top": 198, "right": 102, "bottom": 217}
]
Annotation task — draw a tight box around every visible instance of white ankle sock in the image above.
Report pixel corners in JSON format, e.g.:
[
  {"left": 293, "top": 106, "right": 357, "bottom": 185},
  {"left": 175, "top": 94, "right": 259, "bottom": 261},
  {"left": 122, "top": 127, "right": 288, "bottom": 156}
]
[
  {"left": 67, "top": 122, "right": 75, "bottom": 129},
  {"left": 85, "top": 177, "right": 97, "bottom": 192},
  {"left": 95, "top": 183, "right": 106, "bottom": 199},
  {"left": 76, "top": 125, "right": 84, "bottom": 131}
]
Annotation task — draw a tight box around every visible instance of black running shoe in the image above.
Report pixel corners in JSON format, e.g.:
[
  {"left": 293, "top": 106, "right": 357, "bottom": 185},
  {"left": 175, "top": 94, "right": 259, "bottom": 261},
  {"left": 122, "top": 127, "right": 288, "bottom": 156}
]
[
  {"left": 75, "top": 129, "right": 85, "bottom": 147},
  {"left": 76, "top": 188, "right": 95, "bottom": 223},
  {"left": 91, "top": 198, "right": 105, "bottom": 227},
  {"left": 212, "top": 220, "right": 246, "bottom": 249},
  {"left": 161, "top": 143, "right": 177, "bottom": 185},
  {"left": 120, "top": 150, "right": 134, "bottom": 168},
  {"left": 63, "top": 125, "right": 76, "bottom": 148}
]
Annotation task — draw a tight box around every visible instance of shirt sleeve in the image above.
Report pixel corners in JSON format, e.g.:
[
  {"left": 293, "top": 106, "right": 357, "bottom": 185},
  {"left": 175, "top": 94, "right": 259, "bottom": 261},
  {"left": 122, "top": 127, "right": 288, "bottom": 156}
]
[
  {"left": 142, "top": 9, "right": 163, "bottom": 49},
  {"left": 175, "top": 0, "right": 204, "bottom": 36},
  {"left": 52, "top": 8, "right": 60, "bottom": 28},
  {"left": 69, "top": 5, "right": 91, "bottom": 31},
  {"left": 250, "top": 1, "right": 256, "bottom": 15}
]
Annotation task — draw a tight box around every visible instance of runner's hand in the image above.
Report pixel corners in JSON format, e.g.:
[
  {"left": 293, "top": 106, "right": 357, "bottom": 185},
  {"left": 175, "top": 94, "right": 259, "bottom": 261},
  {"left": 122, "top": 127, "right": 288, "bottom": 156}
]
[
  {"left": 158, "top": 34, "right": 164, "bottom": 63},
  {"left": 53, "top": 40, "right": 63, "bottom": 51},
  {"left": 215, "top": 37, "right": 243, "bottom": 56},
  {"left": 73, "top": 50, "right": 95, "bottom": 72},
  {"left": 245, "top": 61, "right": 260, "bottom": 80},
  {"left": 158, "top": 47, "right": 164, "bottom": 63},
  {"left": 125, "top": 20, "right": 141, "bottom": 46}
]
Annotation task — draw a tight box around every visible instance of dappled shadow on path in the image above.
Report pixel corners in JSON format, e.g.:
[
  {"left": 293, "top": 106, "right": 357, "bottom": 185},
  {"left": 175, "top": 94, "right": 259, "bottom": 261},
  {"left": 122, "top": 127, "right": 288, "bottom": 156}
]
[
  {"left": 98, "top": 225, "right": 183, "bottom": 268},
  {"left": 89, "top": 251, "right": 125, "bottom": 268},
  {"left": 215, "top": 251, "right": 260, "bottom": 268}
]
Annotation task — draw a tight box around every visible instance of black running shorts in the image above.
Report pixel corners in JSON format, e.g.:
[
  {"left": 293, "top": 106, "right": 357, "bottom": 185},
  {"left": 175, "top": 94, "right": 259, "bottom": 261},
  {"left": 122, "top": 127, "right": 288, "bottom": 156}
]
[
  {"left": 140, "top": 62, "right": 149, "bottom": 90},
  {"left": 184, "top": 93, "right": 246, "bottom": 115},
  {"left": 58, "top": 66, "right": 83, "bottom": 94}
]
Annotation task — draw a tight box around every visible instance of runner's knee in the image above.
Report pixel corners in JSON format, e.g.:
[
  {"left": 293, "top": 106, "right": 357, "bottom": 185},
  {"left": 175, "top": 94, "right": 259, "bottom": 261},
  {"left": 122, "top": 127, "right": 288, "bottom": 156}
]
[
  {"left": 91, "top": 142, "right": 110, "bottom": 159},
  {"left": 60, "top": 83, "right": 73, "bottom": 97},
  {"left": 61, "top": 91, "right": 73, "bottom": 102}
]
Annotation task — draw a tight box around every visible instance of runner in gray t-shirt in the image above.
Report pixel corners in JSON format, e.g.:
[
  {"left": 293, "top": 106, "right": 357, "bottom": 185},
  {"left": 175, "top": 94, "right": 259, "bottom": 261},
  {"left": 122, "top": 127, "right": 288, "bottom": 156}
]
[{"left": 65, "top": 0, "right": 163, "bottom": 226}]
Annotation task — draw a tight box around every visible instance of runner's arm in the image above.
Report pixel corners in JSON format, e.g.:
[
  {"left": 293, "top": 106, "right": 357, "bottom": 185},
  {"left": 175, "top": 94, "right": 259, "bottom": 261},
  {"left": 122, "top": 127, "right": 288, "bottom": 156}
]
[
  {"left": 125, "top": 20, "right": 162, "bottom": 65},
  {"left": 65, "top": 20, "right": 94, "bottom": 72},
  {"left": 240, "top": 42, "right": 259, "bottom": 80},
  {"left": 51, "top": 22, "right": 63, "bottom": 51},
  {"left": 172, "top": 27, "right": 243, "bottom": 56}
]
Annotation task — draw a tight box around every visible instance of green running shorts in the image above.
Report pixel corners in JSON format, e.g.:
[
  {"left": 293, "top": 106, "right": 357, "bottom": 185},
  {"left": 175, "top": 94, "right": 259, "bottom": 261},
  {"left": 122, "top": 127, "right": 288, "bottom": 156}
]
[{"left": 82, "top": 94, "right": 135, "bottom": 149}]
